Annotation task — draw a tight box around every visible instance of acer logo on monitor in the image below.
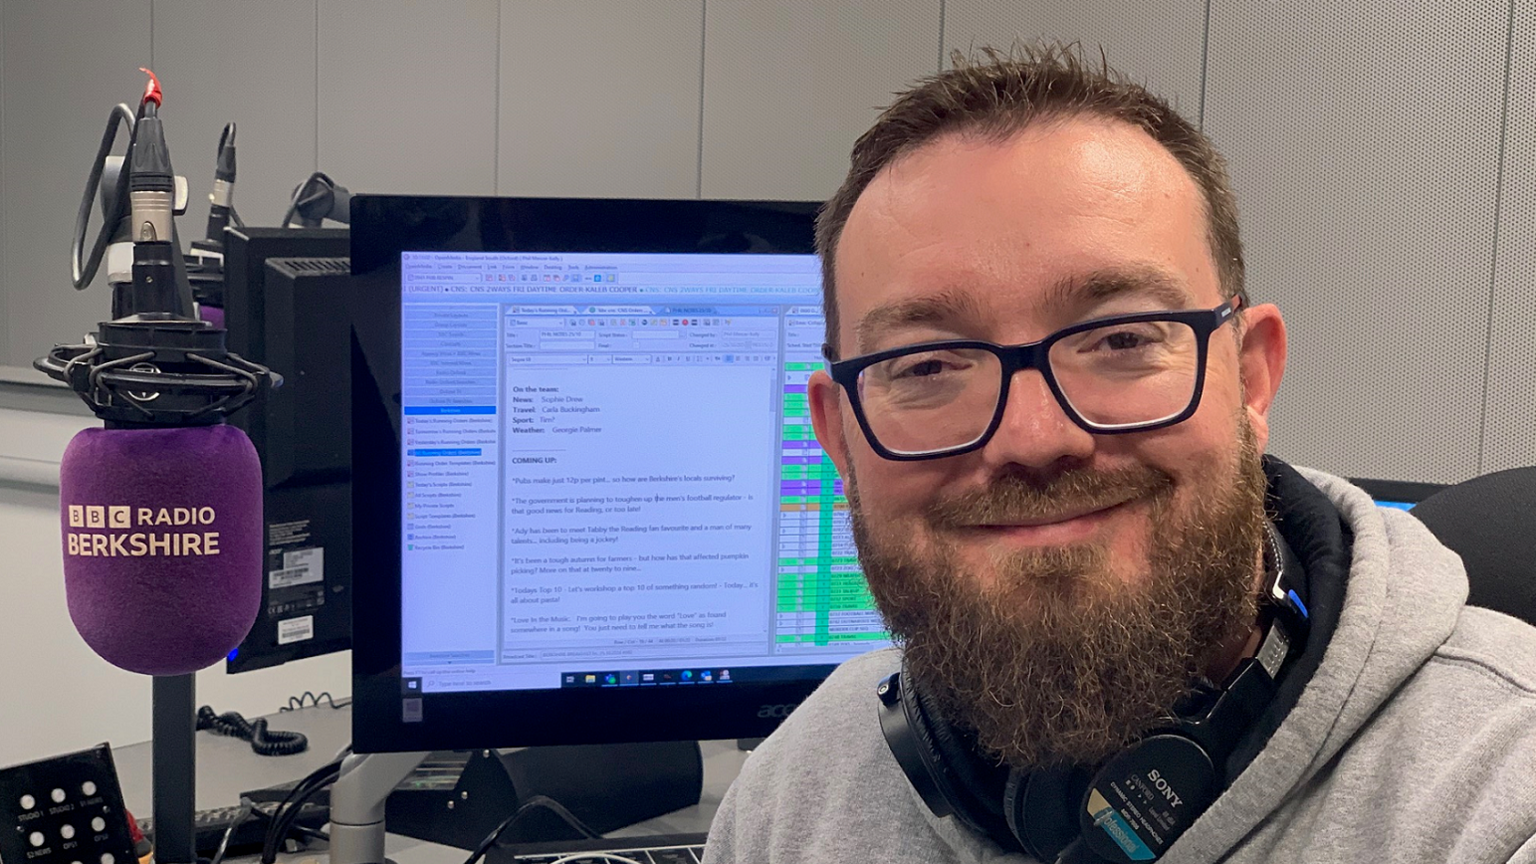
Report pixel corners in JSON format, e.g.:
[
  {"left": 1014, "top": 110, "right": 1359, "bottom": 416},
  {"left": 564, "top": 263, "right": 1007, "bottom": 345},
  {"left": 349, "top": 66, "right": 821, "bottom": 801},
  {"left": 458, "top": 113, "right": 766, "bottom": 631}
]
[{"left": 757, "top": 703, "right": 800, "bottom": 719}]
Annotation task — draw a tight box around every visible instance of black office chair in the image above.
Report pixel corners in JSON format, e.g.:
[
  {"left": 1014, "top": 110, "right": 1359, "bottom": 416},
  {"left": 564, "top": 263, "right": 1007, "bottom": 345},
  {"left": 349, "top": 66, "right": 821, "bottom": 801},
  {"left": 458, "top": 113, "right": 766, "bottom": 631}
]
[{"left": 1410, "top": 466, "right": 1536, "bottom": 626}]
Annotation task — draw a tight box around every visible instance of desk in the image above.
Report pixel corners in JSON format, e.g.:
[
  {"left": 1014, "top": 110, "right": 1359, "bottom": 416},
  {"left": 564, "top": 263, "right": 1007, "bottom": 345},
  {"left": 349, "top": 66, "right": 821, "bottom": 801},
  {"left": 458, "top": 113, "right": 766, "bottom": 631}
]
[{"left": 112, "top": 704, "right": 747, "bottom": 861}]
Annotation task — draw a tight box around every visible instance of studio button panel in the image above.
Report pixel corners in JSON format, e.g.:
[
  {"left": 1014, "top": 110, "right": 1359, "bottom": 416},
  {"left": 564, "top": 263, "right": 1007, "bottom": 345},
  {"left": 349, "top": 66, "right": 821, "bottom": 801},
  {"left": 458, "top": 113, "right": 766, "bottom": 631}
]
[{"left": 0, "top": 745, "right": 135, "bottom": 864}]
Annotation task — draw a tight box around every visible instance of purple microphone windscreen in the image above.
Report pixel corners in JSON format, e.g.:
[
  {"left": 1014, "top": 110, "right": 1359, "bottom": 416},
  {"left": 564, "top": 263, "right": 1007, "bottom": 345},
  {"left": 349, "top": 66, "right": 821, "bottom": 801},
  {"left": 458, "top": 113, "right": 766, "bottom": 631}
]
[
  {"left": 59, "top": 423, "right": 263, "bottom": 675},
  {"left": 198, "top": 305, "right": 225, "bottom": 328}
]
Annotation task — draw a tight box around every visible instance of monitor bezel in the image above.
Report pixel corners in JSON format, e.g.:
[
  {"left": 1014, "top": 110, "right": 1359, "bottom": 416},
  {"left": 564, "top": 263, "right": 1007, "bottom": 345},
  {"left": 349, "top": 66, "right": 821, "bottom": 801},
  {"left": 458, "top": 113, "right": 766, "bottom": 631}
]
[{"left": 350, "top": 194, "right": 867, "bottom": 754}]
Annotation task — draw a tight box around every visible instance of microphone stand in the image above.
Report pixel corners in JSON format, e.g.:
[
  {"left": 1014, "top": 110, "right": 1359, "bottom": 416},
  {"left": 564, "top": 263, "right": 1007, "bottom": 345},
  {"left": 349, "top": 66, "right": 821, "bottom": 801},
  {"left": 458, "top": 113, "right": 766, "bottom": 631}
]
[
  {"left": 133, "top": 80, "right": 200, "bottom": 864},
  {"left": 152, "top": 675, "right": 197, "bottom": 864}
]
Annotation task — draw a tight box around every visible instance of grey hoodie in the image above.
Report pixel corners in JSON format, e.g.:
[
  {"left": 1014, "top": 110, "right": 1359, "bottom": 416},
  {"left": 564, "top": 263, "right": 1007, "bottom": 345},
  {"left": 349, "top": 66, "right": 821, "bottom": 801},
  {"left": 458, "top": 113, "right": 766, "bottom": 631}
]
[{"left": 704, "top": 469, "right": 1536, "bottom": 863}]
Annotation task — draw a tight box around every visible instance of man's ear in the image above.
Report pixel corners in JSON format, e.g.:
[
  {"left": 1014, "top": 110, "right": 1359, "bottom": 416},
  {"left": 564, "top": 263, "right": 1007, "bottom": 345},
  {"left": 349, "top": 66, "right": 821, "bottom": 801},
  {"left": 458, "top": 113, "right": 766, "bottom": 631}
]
[
  {"left": 808, "top": 368, "right": 852, "bottom": 479},
  {"left": 1237, "top": 303, "right": 1287, "bottom": 452}
]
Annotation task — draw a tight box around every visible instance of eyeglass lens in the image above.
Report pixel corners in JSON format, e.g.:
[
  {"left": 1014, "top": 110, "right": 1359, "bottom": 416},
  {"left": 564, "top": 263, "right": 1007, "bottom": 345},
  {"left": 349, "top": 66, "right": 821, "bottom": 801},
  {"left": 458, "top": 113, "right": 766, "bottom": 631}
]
[{"left": 854, "top": 319, "right": 1201, "bottom": 455}]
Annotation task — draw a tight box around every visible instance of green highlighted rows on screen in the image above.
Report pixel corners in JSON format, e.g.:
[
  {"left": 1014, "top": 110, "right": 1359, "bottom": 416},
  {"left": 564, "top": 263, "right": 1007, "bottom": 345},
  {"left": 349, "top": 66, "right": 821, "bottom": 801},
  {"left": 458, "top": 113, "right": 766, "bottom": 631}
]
[{"left": 775, "top": 632, "right": 889, "bottom": 643}]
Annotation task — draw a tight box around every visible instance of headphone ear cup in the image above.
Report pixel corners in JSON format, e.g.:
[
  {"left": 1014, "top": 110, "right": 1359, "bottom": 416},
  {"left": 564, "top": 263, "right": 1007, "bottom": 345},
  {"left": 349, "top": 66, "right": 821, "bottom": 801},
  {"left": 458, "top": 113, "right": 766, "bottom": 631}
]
[
  {"left": 900, "top": 671, "right": 998, "bottom": 838},
  {"left": 879, "top": 670, "right": 1018, "bottom": 845},
  {"left": 1077, "top": 733, "right": 1220, "bottom": 864},
  {"left": 1005, "top": 765, "right": 1093, "bottom": 863}
]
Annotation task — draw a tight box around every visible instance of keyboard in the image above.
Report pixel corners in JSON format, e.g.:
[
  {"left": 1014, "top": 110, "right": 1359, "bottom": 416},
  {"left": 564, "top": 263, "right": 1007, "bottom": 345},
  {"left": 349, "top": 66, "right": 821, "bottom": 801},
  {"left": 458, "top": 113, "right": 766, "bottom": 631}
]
[{"left": 498, "top": 832, "right": 707, "bottom": 864}]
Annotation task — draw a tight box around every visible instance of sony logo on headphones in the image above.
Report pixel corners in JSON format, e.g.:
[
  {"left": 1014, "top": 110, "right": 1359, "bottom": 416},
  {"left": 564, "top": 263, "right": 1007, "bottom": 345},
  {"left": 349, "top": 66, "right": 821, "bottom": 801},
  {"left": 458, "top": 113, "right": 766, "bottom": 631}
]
[
  {"left": 1147, "top": 769, "right": 1184, "bottom": 808},
  {"left": 757, "top": 703, "right": 800, "bottom": 719}
]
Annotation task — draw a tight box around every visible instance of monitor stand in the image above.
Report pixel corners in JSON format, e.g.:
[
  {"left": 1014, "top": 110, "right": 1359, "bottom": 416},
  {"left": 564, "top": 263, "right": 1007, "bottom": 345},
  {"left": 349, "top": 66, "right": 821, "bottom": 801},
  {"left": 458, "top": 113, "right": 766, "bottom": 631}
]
[{"left": 330, "top": 751, "right": 427, "bottom": 864}]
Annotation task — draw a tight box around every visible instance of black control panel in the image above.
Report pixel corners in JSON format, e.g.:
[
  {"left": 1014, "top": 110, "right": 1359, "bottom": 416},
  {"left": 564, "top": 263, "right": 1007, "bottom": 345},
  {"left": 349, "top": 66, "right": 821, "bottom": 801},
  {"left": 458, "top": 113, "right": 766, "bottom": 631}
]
[{"left": 0, "top": 745, "right": 136, "bottom": 864}]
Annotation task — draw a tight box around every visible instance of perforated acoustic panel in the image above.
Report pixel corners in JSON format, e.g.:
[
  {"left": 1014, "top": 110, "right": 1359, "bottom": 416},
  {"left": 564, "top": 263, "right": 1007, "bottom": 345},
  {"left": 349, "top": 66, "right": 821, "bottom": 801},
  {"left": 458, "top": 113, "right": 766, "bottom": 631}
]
[
  {"left": 942, "top": 0, "right": 1207, "bottom": 124},
  {"left": 700, "top": 0, "right": 942, "bottom": 201},
  {"left": 317, "top": 0, "right": 498, "bottom": 197},
  {"left": 1203, "top": 0, "right": 1509, "bottom": 484},
  {"left": 1483, "top": 0, "right": 1536, "bottom": 474},
  {"left": 498, "top": 1, "right": 704, "bottom": 199}
]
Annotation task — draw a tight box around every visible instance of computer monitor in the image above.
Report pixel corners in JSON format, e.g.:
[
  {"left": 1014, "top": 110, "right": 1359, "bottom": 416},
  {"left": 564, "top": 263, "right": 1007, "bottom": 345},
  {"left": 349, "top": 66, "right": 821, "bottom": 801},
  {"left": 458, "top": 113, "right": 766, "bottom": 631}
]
[
  {"left": 350, "top": 196, "right": 893, "bottom": 753},
  {"left": 222, "top": 226, "right": 355, "bottom": 672},
  {"left": 1348, "top": 477, "right": 1446, "bottom": 512}
]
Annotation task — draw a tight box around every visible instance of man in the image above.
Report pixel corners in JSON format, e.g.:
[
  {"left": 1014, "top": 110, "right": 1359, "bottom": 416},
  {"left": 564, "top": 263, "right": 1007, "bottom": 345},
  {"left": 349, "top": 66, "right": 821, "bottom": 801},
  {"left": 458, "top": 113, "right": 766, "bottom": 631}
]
[{"left": 705, "top": 44, "right": 1536, "bottom": 863}]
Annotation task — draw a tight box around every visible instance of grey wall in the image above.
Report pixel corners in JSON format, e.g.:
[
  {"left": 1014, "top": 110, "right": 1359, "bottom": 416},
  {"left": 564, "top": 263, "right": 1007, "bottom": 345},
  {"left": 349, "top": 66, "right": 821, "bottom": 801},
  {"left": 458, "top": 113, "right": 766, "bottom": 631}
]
[
  {"left": 2, "top": 0, "right": 1534, "bottom": 484},
  {"left": 700, "top": 0, "right": 940, "bottom": 200},
  {"left": 1204, "top": 1, "right": 1512, "bottom": 483},
  {"left": 1486, "top": 0, "right": 1536, "bottom": 474}
]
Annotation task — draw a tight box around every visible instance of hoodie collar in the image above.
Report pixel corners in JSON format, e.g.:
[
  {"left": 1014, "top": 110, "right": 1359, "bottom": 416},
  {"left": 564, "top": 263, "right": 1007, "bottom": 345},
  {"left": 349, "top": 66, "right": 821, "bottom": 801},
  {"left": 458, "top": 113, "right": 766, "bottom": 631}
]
[{"left": 1162, "top": 466, "right": 1468, "bottom": 862}]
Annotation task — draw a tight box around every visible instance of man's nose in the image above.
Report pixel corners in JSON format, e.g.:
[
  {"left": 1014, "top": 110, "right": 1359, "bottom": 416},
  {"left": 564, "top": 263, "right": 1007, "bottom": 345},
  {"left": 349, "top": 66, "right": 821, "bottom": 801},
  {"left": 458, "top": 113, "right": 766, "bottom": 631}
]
[{"left": 978, "top": 369, "right": 1097, "bottom": 470}]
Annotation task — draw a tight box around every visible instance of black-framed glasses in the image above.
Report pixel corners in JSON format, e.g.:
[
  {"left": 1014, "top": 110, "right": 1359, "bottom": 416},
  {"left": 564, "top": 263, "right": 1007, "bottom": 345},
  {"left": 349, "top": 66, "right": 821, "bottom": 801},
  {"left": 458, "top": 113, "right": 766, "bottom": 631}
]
[{"left": 825, "top": 298, "right": 1241, "bottom": 461}]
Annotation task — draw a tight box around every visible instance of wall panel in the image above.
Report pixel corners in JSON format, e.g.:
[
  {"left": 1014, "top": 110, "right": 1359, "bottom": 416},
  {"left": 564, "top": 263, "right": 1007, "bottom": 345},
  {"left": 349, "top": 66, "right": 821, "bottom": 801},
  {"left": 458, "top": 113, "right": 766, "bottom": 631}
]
[
  {"left": 498, "top": 0, "right": 703, "bottom": 199},
  {"left": 944, "top": 0, "right": 1207, "bottom": 123},
  {"left": 700, "top": 0, "right": 941, "bottom": 201},
  {"left": 1, "top": 1, "right": 151, "bottom": 368},
  {"left": 317, "top": 0, "right": 498, "bottom": 197},
  {"left": 1483, "top": 0, "right": 1536, "bottom": 474},
  {"left": 0, "top": 0, "right": 7, "bottom": 366},
  {"left": 1203, "top": 0, "right": 1509, "bottom": 483}
]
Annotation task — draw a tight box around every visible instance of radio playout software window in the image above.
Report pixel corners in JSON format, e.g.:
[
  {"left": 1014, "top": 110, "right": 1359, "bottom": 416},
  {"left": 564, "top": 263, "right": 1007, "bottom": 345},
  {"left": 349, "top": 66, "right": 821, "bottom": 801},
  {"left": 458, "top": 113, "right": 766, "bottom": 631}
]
[{"left": 399, "top": 253, "right": 891, "bottom": 693}]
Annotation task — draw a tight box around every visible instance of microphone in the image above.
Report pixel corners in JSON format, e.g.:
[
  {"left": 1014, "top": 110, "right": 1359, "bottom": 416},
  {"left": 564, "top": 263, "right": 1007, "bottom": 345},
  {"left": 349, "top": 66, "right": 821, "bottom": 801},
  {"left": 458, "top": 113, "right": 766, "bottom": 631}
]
[
  {"left": 188, "top": 123, "right": 237, "bottom": 327},
  {"left": 57, "top": 423, "right": 264, "bottom": 675},
  {"left": 36, "top": 69, "right": 280, "bottom": 676},
  {"left": 193, "top": 123, "right": 237, "bottom": 254}
]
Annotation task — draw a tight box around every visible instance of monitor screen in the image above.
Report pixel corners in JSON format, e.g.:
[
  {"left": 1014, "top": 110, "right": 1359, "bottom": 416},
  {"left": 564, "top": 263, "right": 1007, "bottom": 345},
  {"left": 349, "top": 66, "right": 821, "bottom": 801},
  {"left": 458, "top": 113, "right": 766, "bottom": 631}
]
[
  {"left": 351, "top": 196, "right": 889, "bottom": 752},
  {"left": 399, "top": 251, "right": 887, "bottom": 693},
  {"left": 1348, "top": 477, "right": 1445, "bottom": 512}
]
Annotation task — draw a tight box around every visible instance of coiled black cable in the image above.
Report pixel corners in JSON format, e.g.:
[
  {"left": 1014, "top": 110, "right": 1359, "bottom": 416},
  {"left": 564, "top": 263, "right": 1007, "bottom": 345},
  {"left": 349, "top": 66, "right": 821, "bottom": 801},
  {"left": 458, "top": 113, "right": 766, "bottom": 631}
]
[
  {"left": 196, "top": 705, "right": 309, "bottom": 756},
  {"left": 281, "top": 690, "right": 347, "bottom": 711}
]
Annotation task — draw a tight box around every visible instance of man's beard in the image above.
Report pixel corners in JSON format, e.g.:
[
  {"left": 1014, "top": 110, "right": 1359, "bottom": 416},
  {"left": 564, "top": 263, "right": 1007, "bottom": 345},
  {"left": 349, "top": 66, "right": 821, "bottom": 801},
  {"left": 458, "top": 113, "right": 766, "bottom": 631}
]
[{"left": 848, "top": 424, "right": 1268, "bottom": 769}]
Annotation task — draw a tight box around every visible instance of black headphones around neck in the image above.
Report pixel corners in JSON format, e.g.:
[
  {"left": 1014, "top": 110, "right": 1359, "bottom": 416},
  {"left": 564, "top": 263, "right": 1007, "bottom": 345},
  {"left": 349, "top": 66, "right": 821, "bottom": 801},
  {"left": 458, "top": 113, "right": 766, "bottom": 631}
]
[{"left": 877, "top": 523, "right": 1310, "bottom": 863}]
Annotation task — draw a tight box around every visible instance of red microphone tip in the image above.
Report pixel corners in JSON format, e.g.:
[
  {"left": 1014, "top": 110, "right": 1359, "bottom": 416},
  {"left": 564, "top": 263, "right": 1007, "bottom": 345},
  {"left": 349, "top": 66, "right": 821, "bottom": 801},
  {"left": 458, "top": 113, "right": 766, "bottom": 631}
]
[{"left": 138, "top": 67, "right": 162, "bottom": 107}]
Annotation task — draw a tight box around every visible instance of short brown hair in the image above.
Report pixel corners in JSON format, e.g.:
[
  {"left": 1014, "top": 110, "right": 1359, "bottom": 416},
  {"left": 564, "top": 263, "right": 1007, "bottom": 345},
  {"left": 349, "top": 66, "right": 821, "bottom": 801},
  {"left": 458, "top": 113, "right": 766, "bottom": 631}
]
[{"left": 816, "top": 42, "right": 1246, "bottom": 358}]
